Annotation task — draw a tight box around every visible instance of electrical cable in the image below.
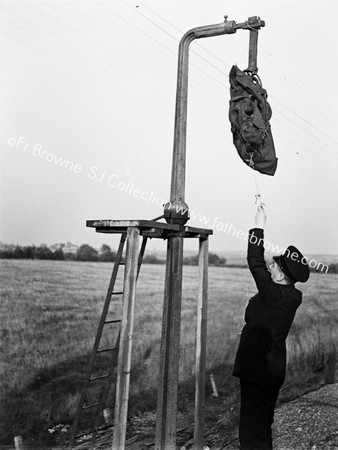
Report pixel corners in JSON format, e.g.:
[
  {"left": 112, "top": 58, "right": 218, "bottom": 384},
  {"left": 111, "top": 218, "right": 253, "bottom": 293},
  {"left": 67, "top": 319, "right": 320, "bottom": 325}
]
[
  {"left": 52, "top": 3, "right": 338, "bottom": 155},
  {"left": 2, "top": 2, "right": 337, "bottom": 178},
  {"left": 0, "top": 11, "right": 239, "bottom": 140},
  {"left": 128, "top": 2, "right": 338, "bottom": 158},
  {"left": 0, "top": 29, "right": 173, "bottom": 114}
]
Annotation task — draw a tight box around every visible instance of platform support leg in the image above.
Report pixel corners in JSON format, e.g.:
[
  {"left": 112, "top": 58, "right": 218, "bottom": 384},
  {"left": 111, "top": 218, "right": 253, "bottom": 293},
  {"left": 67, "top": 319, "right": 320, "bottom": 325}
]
[
  {"left": 194, "top": 236, "right": 209, "bottom": 449},
  {"left": 112, "top": 227, "right": 140, "bottom": 450},
  {"left": 155, "top": 236, "right": 184, "bottom": 449}
]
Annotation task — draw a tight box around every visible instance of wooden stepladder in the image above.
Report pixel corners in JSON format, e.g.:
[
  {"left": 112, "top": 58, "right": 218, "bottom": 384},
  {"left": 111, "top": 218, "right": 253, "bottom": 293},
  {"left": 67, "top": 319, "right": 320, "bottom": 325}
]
[
  {"left": 68, "top": 227, "right": 147, "bottom": 449},
  {"left": 68, "top": 220, "right": 212, "bottom": 450}
]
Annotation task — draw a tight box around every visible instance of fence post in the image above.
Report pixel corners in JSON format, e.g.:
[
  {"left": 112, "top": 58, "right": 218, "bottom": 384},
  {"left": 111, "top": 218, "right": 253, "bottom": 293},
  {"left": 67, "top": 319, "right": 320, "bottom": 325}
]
[
  {"left": 210, "top": 374, "right": 219, "bottom": 397},
  {"left": 14, "top": 436, "right": 24, "bottom": 450},
  {"left": 103, "top": 408, "right": 113, "bottom": 424},
  {"left": 324, "top": 347, "right": 336, "bottom": 384}
]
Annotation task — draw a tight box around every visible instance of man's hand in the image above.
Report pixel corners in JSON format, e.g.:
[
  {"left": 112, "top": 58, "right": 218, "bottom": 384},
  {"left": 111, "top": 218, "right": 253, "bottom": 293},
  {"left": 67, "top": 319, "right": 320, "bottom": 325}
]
[{"left": 255, "top": 205, "right": 266, "bottom": 229}]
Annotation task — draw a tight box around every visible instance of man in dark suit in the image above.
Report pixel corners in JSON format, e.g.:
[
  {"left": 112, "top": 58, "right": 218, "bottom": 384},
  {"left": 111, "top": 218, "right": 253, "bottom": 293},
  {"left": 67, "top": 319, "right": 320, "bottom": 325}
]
[{"left": 233, "top": 205, "right": 310, "bottom": 450}]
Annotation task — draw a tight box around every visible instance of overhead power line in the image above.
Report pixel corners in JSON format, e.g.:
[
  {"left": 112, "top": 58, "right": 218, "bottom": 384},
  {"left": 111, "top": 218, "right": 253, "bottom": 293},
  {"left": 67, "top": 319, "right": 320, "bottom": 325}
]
[
  {"left": 130, "top": 2, "right": 338, "bottom": 154},
  {"left": 2, "top": 1, "right": 337, "bottom": 172}
]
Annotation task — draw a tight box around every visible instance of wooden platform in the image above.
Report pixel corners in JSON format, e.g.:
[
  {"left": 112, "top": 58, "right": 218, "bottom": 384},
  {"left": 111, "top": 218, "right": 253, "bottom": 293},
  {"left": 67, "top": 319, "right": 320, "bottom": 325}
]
[{"left": 86, "top": 219, "right": 213, "bottom": 239}]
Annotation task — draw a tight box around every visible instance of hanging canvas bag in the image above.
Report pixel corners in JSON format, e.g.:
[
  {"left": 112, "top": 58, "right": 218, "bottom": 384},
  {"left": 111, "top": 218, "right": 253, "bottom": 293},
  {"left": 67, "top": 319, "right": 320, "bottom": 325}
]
[{"left": 228, "top": 65, "right": 277, "bottom": 176}]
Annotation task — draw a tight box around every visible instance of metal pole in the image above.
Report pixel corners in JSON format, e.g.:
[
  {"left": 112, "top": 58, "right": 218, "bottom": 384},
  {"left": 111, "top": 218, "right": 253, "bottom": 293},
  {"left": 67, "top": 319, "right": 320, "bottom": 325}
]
[
  {"left": 157, "top": 16, "right": 265, "bottom": 450},
  {"left": 163, "top": 17, "right": 237, "bottom": 225},
  {"left": 155, "top": 236, "right": 184, "bottom": 449}
]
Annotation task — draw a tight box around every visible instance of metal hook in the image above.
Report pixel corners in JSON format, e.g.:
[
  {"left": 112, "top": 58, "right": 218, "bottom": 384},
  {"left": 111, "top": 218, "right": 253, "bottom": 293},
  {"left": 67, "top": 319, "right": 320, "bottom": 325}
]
[
  {"left": 255, "top": 194, "right": 265, "bottom": 208},
  {"left": 248, "top": 152, "right": 255, "bottom": 169}
]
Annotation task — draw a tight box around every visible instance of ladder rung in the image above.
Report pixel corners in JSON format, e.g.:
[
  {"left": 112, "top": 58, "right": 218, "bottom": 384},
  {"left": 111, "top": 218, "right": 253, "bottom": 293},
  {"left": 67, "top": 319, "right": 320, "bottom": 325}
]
[
  {"left": 104, "top": 319, "right": 122, "bottom": 324},
  {"left": 89, "top": 374, "right": 109, "bottom": 382},
  {"left": 82, "top": 401, "right": 103, "bottom": 411},
  {"left": 119, "top": 261, "right": 126, "bottom": 265},
  {"left": 111, "top": 291, "right": 123, "bottom": 295},
  {"left": 97, "top": 346, "right": 118, "bottom": 353}
]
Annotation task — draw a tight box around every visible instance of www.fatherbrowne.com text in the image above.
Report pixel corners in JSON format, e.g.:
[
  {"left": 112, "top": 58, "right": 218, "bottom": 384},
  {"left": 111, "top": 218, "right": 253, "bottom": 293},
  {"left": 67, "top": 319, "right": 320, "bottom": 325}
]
[{"left": 8, "top": 136, "right": 329, "bottom": 273}]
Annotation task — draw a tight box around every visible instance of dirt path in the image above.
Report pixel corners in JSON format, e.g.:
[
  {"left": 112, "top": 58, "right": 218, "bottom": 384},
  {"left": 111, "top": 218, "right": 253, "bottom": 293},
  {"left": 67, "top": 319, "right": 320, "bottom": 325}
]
[
  {"left": 273, "top": 383, "right": 338, "bottom": 450},
  {"left": 220, "top": 383, "right": 338, "bottom": 450}
]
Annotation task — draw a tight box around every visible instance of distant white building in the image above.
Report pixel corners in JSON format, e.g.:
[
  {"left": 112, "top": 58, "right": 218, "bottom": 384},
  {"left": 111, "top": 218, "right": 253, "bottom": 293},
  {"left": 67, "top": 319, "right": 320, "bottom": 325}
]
[
  {"left": 0, "top": 242, "right": 16, "bottom": 251},
  {"left": 49, "top": 241, "right": 78, "bottom": 254},
  {"left": 64, "top": 241, "right": 79, "bottom": 254},
  {"left": 49, "top": 243, "right": 64, "bottom": 252}
]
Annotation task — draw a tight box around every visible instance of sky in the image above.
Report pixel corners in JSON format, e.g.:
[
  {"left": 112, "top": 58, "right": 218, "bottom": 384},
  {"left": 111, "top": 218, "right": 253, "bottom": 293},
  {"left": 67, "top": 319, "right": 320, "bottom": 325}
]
[{"left": 1, "top": 0, "right": 338, "bottom": 255}]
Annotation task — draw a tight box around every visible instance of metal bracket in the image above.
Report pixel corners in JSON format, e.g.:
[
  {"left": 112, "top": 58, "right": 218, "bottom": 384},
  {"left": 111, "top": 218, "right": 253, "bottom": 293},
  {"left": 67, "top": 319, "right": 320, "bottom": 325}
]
[{"left": 240, "top": 16, "right": 265, "bottom": 72}]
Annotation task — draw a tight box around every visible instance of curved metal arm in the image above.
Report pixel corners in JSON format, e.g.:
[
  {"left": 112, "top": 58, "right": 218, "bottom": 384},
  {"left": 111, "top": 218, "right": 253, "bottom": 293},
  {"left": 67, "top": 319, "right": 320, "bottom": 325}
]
[{"left": 164, "top": 16, "right": 264, "bottom": 225}]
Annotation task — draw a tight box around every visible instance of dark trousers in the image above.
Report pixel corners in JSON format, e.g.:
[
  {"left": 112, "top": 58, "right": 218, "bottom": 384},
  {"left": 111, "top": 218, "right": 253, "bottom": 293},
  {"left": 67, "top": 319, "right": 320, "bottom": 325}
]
[{"left": 239, "top": 379, "right": 280, "bottom": 450}]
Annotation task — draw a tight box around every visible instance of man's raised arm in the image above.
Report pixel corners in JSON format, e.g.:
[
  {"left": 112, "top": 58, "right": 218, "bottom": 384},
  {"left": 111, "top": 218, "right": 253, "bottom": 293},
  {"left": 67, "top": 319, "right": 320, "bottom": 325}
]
[{"left": 247, "top": 206, "right": 272, "bottom": 295}]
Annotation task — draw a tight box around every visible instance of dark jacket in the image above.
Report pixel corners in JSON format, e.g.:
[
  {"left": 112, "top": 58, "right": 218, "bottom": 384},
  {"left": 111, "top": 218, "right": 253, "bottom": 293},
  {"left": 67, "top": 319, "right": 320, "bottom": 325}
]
[{"left": 233, "top": 228, "right": 302, "bottom": 387}]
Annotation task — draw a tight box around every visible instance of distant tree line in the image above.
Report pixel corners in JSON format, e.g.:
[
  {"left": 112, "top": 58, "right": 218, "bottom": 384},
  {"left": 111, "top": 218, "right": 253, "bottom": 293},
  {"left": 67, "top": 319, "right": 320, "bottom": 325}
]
[
  {"left": 0, "top": 244, "right": 117, "bottom": 262},
  {"left": 0, "top": 245, "right": 66, "bottom": 260},
  {"left": 0, "top": 244, "right": 227, "bottom": 266},
  {"left": 1, "top": 244, "right": 337, "bottom": 273},
  {"left": 327, "top": 263, "right": 338, "bottom": 273},
  {"left": 183, "top": 252, "right": 227, "bottom": 266}
]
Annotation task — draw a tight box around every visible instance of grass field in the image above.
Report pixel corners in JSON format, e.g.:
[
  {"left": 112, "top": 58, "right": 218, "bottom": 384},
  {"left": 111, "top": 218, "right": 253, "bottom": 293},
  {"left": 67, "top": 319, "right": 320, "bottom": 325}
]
[{"left": 0, "top": 258, "right": 337, "bottom": 448}]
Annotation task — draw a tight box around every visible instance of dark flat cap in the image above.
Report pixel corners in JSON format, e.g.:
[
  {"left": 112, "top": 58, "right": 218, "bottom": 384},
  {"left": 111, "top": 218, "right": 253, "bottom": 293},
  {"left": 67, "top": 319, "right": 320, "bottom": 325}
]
[{"left": 273, "top": 245, "right": 310, "bottom": 283}]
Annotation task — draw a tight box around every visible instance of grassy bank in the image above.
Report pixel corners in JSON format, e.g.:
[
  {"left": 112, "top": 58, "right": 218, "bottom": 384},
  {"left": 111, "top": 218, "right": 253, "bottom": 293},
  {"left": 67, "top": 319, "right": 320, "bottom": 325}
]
[{"left": 0, "top": 259, "right": 337, "bottom": 447}]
